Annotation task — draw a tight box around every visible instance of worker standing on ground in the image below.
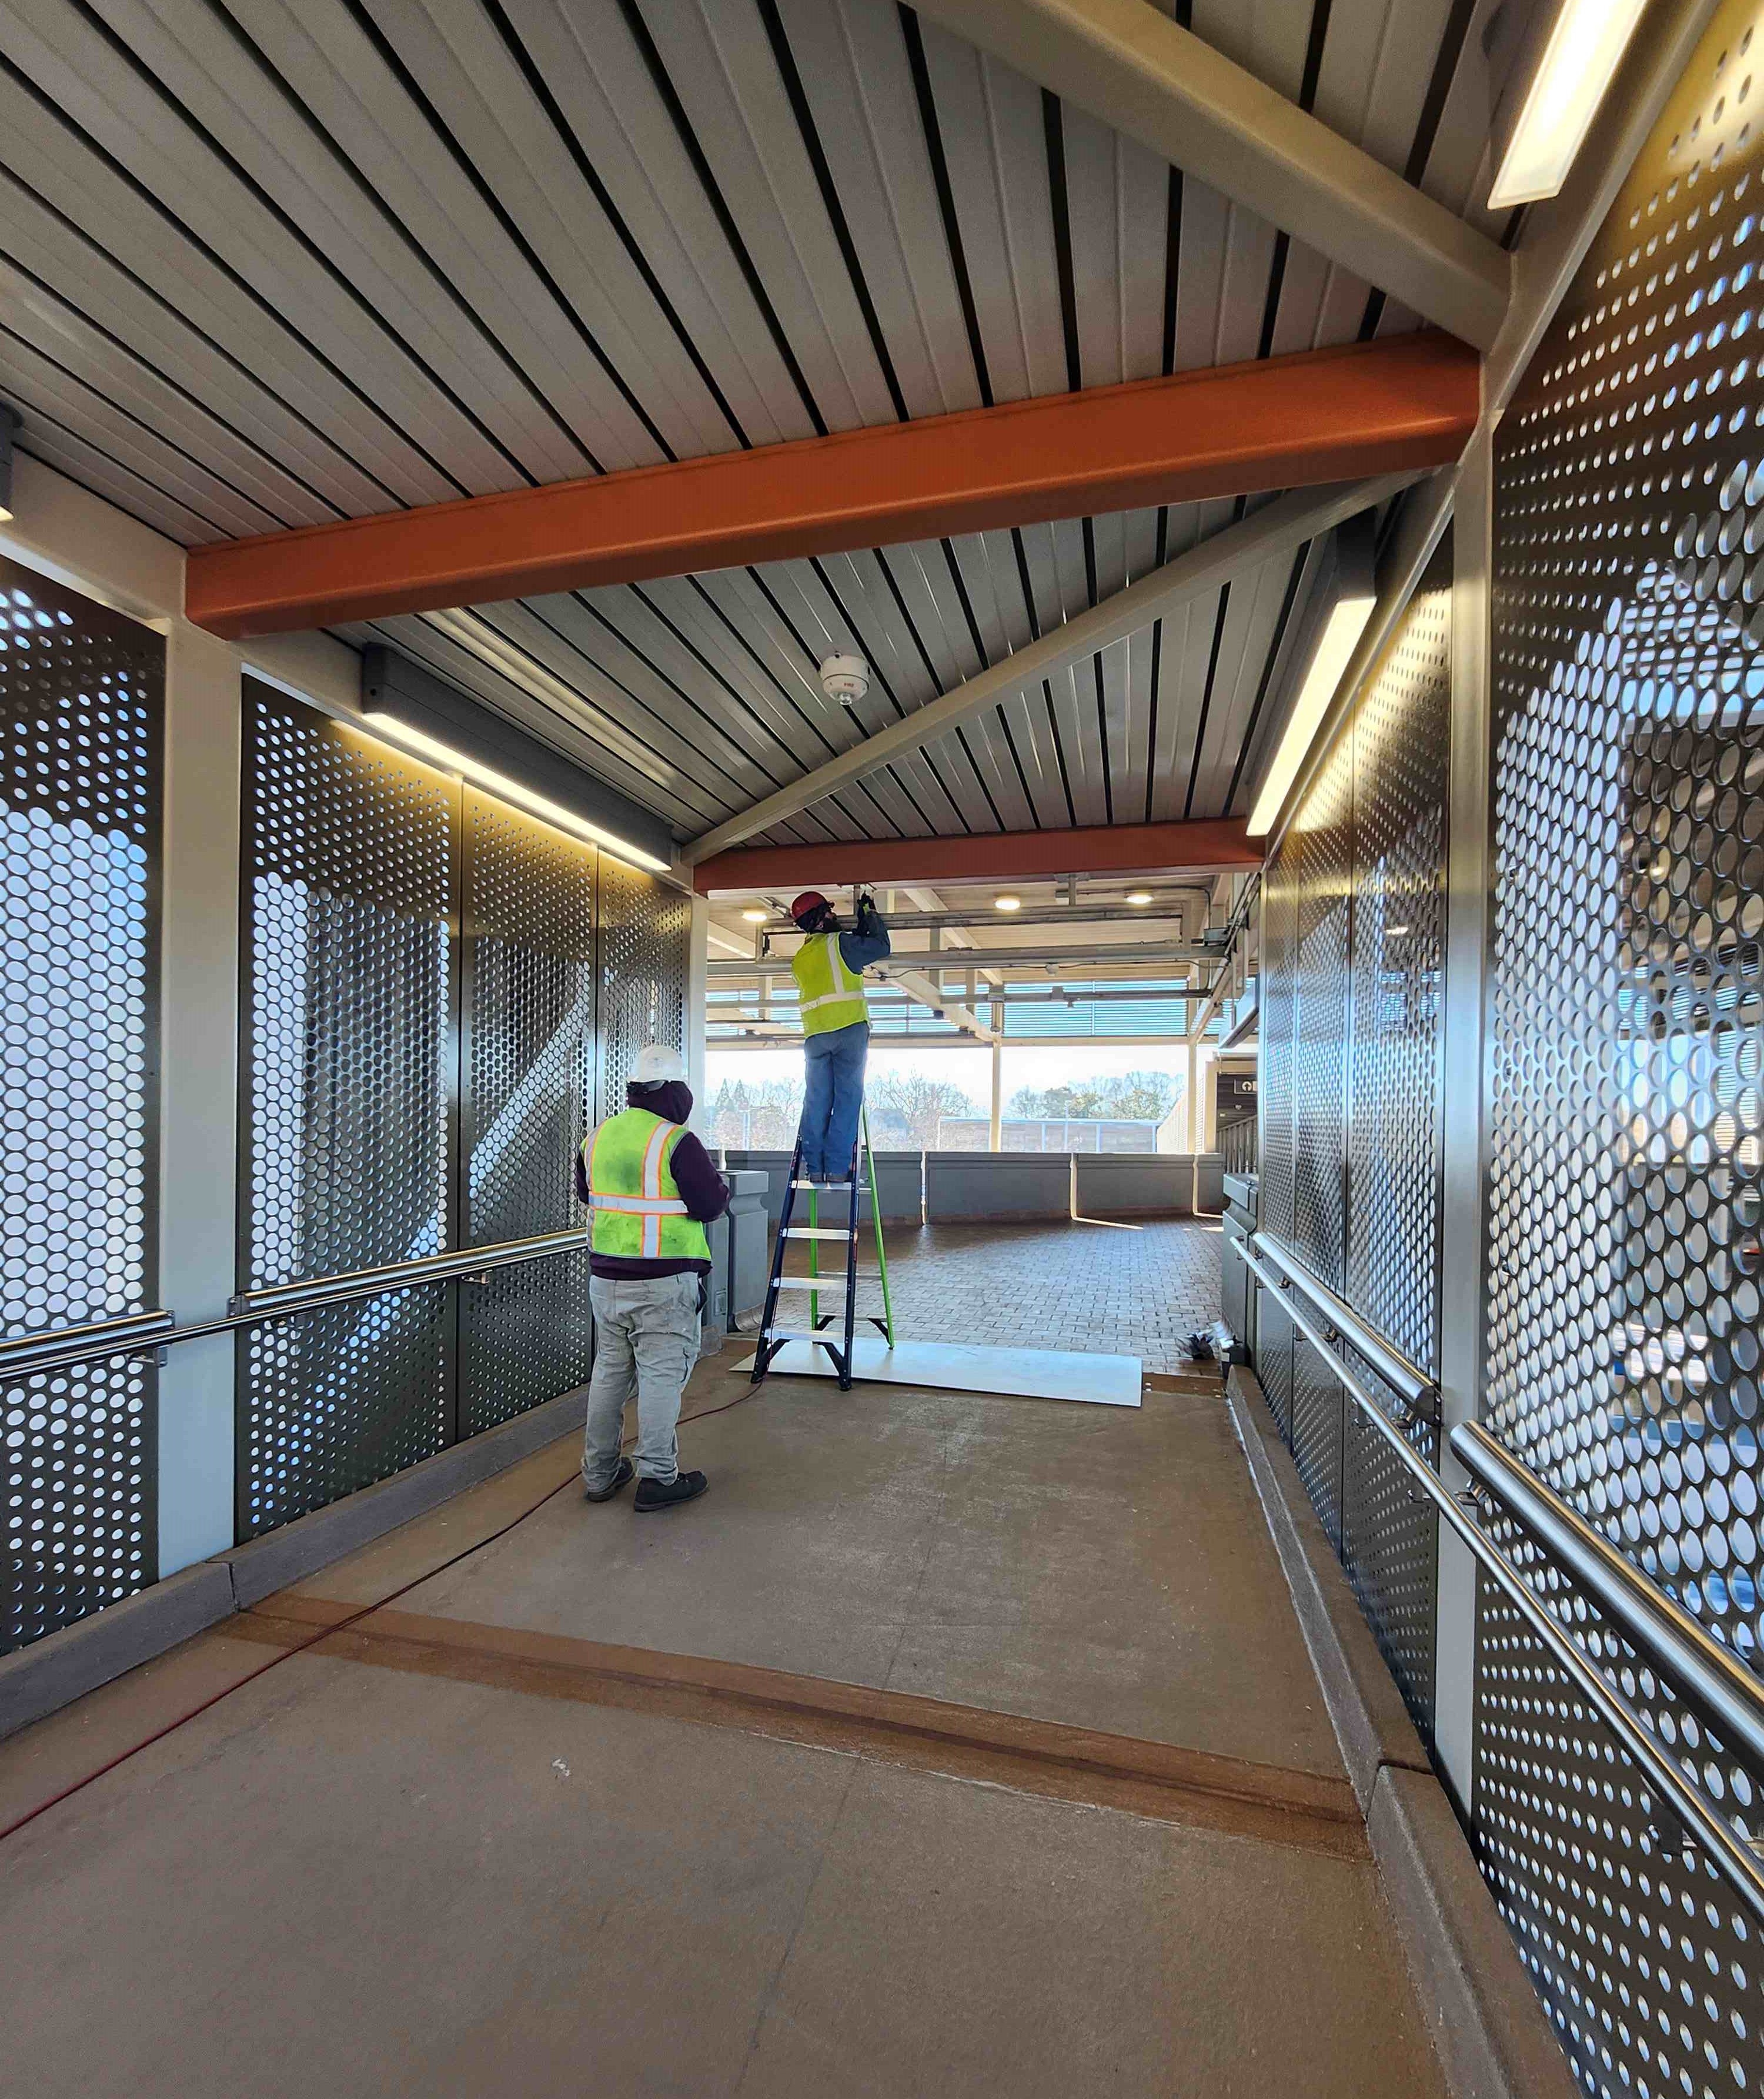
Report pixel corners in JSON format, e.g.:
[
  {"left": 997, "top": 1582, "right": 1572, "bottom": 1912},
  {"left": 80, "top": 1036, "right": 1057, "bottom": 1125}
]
[
  {"left": 577, "top": 1042, "right": 729, "bottom": 1513},
  {"left": 788, "top": 888, "right": 891, "bottom": 1183}
]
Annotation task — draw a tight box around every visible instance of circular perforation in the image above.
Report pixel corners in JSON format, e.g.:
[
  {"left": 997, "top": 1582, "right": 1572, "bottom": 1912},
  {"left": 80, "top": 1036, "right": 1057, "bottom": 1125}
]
[
  {"left": 1489, "top": 15, "right": 1764, "bottom": 2091},
  {"left": 0, "top": 560, "right": 160, "bottom": 1653}
]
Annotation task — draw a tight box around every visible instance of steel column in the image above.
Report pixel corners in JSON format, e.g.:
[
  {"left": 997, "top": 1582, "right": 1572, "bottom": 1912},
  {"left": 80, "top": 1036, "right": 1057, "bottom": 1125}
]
[
  {"left": 157, "top": 621, "right": 242, "bottom": 1573},
  {"left": 1432, "top": 424, "right": 1494, "bottom": 1813}
]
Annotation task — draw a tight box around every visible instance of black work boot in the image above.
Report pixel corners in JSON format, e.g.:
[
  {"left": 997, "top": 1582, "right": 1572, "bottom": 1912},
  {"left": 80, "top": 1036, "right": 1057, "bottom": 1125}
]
[
  {"left": 633, "top": 1469, "right": 709, "bottom": 1514},
  {"left": 583, "top": 1456, "right": 635, "bottom": 1503}
]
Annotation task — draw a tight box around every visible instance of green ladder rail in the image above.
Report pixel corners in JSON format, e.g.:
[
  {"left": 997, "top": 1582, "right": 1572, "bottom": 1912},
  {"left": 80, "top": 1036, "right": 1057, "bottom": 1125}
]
[{"left": 751, "top": 1109, "right": 895, "bottom": 1391}]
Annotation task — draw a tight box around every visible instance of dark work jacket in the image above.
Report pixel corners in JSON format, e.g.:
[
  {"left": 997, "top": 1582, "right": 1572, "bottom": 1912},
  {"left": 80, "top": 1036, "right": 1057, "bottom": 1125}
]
[{"left": 578, "top": 1081, "right": 730, "bottom": 1281}]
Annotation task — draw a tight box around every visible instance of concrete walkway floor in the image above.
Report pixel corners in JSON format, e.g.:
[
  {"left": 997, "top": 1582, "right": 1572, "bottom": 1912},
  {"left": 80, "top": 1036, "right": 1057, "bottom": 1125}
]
[{"left": 0, "top": 1360, "right": 1449, "bottom": 2099}]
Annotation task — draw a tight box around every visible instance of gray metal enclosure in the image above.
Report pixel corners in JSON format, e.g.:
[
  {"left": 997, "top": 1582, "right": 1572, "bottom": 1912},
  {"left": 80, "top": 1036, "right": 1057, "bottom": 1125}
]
[{"left": 1231, "top": 20, "right": 1764, "bottom": 2093}]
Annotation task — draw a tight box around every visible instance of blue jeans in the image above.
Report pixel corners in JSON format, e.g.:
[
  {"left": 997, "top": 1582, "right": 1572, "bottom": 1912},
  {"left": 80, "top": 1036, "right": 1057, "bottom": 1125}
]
[{"left": 799, "top": 1022, "right": 868, "bottom": 1179}]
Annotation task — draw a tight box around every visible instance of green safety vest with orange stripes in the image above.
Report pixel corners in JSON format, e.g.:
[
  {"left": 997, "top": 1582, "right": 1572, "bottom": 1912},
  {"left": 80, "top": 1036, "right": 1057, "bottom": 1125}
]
[
  {"left": 582, "top": 1108, "right": 712, "bottom": 1263},
  {"left": 790, "top": 930, "right": 869, "bottom": 1036}
]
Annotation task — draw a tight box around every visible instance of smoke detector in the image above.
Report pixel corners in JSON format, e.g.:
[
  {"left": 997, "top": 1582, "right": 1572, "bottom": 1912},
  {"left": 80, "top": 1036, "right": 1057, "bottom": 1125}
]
[{"left": 819, "top": 653, "right": 869, "bottom": 710}]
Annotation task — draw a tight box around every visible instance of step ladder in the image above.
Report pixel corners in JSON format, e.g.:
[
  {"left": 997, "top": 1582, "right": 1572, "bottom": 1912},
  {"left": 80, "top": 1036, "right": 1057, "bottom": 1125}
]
[{"left": 751, "top": 1107, "right": 896, "bottom": 1392}]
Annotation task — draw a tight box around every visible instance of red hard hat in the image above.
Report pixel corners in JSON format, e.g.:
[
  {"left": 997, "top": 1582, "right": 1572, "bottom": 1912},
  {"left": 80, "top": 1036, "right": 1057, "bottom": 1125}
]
[{"left": 789, "top": 890, "right": 830, "bottom": 926}]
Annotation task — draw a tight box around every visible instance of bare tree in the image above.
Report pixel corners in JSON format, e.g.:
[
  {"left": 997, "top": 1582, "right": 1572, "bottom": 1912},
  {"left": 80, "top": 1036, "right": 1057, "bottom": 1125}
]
[{"left": 868, "top": 1069, "right": 981, "bottom": 1149}]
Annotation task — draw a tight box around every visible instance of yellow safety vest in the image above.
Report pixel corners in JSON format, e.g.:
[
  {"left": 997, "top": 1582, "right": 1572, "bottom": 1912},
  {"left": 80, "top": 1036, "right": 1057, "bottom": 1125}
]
[
  {"left": 583, "top": 1108, "right": 711, "bottom": 1262},
  {"left": 790, "top": 930, "right": 868, "bottom": 1037}
]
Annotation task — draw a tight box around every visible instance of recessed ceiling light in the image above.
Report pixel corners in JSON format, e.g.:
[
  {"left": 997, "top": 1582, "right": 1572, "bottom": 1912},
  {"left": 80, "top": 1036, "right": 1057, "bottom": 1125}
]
[
  {"left": 1248, "top": 522, "right": 1376, "bottom": 838},
  {"left": 1125, "top": 890, "right": 1153, "bottom": 907},
  {"left": 1487, "top": 0, "right": 1648, "bottom": 210},
  {"left": 994, "top": 894, "right": 1021, "bottom": 912},
  {"left": 740, "top": 907, "right": 769, "bottom": 923}
]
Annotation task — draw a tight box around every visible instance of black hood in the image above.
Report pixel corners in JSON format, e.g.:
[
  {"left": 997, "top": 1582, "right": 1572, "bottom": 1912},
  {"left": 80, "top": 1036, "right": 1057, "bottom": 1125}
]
[{"left": 629, "top": 1079, "right": 693, "bottom": 1125}]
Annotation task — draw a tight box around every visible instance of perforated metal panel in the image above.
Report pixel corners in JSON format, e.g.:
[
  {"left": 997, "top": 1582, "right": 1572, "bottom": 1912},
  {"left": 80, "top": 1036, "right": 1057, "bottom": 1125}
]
[
  {"left": 0, "top": 556, "right": 161, "bottom": 1651},
  {"left": 459, "top": 792, "right": 594, "bottom": 1437},
  {"left": 1256, "top": 1284, "right": 1295, "bottom": 1442},
  {"left": 596, "top": 855, "right": 690, "bottom": 1116},
  {"left": 1348, "top": 586, "right": 1449, "bottom": 1374},
  {"left": 1291, "top": 1331, "right": 1345, "bottom": 1550},
  {"left": 1259, "top": 856, "right": 1298, "bottom": 1248},
  {"left": 1482, "top": 12, "right": 1764, "bottom": 2090},
  {"left": 1249, "top": 560, "right": 1451, "bottom": 1746},
  {"left": 238, "top": 688, "right": 455, "bottom": 1538},
  {"left": 1291, "top": 737, "right": 1354, "bottom": 1290},
  {"left": 1475, "top": 1536, "right": 1763, "bottom": 2099},
  {"left": 1489, "top": 14, "right": 1764, "bottom": 1685},
  {"left": 1341, "top": 1350, "right": 1439, "bottom": 1732}
]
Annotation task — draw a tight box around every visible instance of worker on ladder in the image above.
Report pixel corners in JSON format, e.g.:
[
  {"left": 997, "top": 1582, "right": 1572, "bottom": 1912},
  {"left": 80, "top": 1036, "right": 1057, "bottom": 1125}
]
[{"left": 788, "top": 888, "right": 890, "bottom": 1184}]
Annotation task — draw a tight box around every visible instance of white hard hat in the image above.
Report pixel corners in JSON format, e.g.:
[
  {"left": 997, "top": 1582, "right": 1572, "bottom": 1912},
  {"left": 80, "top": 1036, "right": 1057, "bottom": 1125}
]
[{"left": 633, "top": 1042, "right": 687, "bottom": 1087}]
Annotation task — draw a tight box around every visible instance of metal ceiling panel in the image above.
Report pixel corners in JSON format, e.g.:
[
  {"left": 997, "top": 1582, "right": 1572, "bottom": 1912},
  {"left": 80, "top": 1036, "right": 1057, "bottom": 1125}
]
[
  {"left": 496, "top": 0, "right": 818, "bottom": 446},
  {"left": 0, "top": 73, "right": 456, "bottom": 507},
  {"left": 638, "top": 0, "right": 897, "bottom": 431},
  {"left": 0, "top": 0, "right": 1495, "bottom": 848}
]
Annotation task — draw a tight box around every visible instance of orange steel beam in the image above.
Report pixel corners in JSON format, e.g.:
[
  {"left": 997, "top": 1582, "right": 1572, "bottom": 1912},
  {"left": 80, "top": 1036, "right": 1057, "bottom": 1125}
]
[
  {"left": 186, "top": 334, "right": 1479, "bottom": 638},
  {"left": 691, "top": 819, "right": 1261, "bottom": 895}
]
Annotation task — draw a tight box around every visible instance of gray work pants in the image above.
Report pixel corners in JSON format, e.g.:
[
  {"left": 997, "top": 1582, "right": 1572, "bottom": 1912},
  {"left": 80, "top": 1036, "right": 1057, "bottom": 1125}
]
[{"left": 582, "top": 1271, "right": 701, "bottom": 1489}]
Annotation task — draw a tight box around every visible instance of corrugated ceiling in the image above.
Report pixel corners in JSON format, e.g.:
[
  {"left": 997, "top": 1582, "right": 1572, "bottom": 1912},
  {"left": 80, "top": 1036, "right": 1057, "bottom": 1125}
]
[{"left": 0, "top": 0, "right": 1509, "bottom": 842}]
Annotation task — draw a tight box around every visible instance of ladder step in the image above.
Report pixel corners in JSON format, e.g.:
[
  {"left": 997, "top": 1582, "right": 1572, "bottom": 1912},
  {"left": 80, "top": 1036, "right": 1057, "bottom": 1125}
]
[
  {"left": 773, "top": 1275, "right": 847, "bottom": 1294},
  {"left": 790, "top": 1179, "right": 857, "bottom": 1191},
  {"left": 784, "top": 1227, "right": 853, "bottom": 1241},
  {"left": 766, "top": 1329, "right": 845, "bottom": 1348}
]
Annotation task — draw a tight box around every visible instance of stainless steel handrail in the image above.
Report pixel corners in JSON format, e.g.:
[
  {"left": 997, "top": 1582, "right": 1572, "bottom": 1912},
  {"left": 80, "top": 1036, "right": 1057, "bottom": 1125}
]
[
  {"left": 1454, "top": 1420, "right": 1764, "bottom": 1775},
  {"left": 229, "top": 1228, "right": 592, "bottom": 1318},
  {"left": 0, "top": 1227, "right": 593, "bottom": 1380},
  {"left": 0, "top": 1307, "right": 178, "bottom": 1380},
  {"left": 1248, "top": 1231, "right": 1439, "bottom": 1419},
  {"left": 1234, "top": 1238, "right": 1764, "bottom": 1927}
]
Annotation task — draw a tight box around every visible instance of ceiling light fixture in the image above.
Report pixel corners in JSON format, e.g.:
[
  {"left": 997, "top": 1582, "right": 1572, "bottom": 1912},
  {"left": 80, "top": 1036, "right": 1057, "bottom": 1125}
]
[
  {"left": 1486, "top": 0, "right": 1648, "bottom": 210},
  {"left": 360, "top": 713, "right": 670, "bottom": 872},
  {"left": 1247, "top": 520, "right": 1377, "bottom": 838},
  {"left": 740, "top": 907, "right": 769, "bottom": 924},
  {"left": 993, "top": 894, "right": 1021, "bottom": 912},
  {"left": 1125, "top": 890, "right": 1154, "bottom": 907}
]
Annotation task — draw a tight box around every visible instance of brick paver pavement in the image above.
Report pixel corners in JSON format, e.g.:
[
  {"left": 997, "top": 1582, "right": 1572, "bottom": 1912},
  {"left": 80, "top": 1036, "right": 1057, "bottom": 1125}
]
[{"left": 821, "top": 1218, "right": 1221, "bottom": 1375}]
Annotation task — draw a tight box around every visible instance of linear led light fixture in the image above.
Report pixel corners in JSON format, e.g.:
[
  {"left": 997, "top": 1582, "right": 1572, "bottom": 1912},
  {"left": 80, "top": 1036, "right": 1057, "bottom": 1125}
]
[
  {"left": 0, "top": 403, "right": 17, "bottom": 524},
  {"left": 360, "top": 711, "right": 670, "bottom": 873},
  {"left": 1247, "top": 519, "right": 1377, "bottom": 837},
  {"left": 1486, "top": 0, "right": 1648, "bottom": 210}
]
